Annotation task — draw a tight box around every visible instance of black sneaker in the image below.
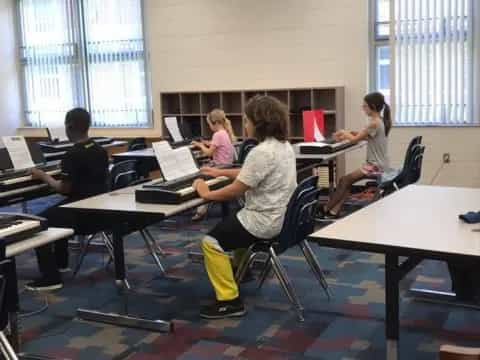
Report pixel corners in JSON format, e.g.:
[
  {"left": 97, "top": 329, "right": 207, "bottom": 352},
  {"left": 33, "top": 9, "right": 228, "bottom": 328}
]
[
  {"left": 200, "top": 298, "right": 246, "bottom": 319},
  {"left": 25, "top": 278, "right": 63, "bottom": 292}
]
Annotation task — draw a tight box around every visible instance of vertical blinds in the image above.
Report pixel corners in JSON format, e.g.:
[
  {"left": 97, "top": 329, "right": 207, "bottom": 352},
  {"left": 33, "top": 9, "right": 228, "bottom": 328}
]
[
  {"left": 393, "top": 0, "right": 474, "bottom": 125},
  {"left": 18, "top": 0, "right": 149, "bottom": 128}
]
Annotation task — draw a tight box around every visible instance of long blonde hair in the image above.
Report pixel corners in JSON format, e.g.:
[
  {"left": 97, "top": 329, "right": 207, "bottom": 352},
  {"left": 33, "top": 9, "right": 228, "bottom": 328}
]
[{"left": 207, "top": 109, "right": 237, "bottom": 142}]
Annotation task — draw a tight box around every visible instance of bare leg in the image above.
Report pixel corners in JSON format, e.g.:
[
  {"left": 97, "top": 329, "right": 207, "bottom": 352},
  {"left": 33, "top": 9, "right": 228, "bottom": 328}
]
[{"left": 325, "top": 169, "right": 366, "bottom": 214}]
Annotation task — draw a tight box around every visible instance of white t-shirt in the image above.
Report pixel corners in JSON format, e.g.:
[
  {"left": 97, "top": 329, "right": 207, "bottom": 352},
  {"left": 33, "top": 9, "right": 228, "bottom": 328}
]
[{"left": 236, "top": 138, "right": 297, "bottom": 239}]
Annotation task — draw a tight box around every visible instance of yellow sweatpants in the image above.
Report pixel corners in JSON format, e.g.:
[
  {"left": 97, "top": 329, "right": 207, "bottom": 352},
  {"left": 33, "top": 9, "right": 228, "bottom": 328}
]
[{"left": 202, "top": 236, "right": 240, "bottom": 301}]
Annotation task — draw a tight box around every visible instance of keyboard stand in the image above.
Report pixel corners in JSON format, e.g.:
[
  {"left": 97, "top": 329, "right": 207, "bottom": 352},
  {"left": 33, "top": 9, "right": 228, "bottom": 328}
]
[{"left": 76, "top": 225, "right": 173, "bottom": 333}]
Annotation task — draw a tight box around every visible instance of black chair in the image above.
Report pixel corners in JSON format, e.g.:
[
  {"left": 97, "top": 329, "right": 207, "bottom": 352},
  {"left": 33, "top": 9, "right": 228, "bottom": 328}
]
[
  {"left": 128, "top": 137, "right": 147, "bottom": 152},
  {"left": 234, "top": 176, "right": 331, "bottom": 321},
  {"left": 73, "top": 160, "right": 166, "bottom": 277},
  {"left": 352, "top": 136, "right": 424, "bottom": 203},
  {"left": 377, "top": 144, "right": 425, "bottom": 197},
  {"left": 235, "top": 138, "right": 258, "bottom": 165}
]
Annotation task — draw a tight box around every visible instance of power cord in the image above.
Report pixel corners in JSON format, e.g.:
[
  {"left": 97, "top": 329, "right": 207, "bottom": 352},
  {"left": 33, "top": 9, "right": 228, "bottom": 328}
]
[{"left": 430, "top": 161, "right": 446, "bottom": 185}]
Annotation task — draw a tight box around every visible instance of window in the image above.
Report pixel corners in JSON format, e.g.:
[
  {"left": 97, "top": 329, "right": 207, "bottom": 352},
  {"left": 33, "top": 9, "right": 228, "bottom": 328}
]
[
  {"left": 18, "top": 0, "right": 150, "bottom": 128},
  {"left": 371, "top": 0, "right": 477, "bottom": 126},
  {"left": 372, "top": 0, "right": 391, "bottom": 104}
]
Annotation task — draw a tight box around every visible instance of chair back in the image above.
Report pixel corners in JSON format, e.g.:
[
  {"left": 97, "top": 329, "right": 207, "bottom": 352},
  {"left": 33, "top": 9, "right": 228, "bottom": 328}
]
[
  {"left": 236, "top": 138, "right": 258, "bottom": 164},
  {"left": 109, "top": 160, "right": 139, "bottom": 190},
  {"left": 128, "top": 137, "right": 147, "bottom": 151},
  {"left": 275, "top": 176, "right": 320, "bottom": 254},
  {"left": 403, "top": 145, "right": 425, "bottom": 186},
  {"left": 398, "top": 136, "right": 423, "bottom": 176}
]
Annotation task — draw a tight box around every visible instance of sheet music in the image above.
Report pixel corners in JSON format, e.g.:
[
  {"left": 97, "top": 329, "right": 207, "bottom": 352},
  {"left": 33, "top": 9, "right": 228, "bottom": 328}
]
[
  {"left": 164, "top": 117, "right": 184, "bottom": 142},
  {"left": 49, "top": 127, "right": 68, "bottom": 142},
  {"left": 313, "top": 120, "right": 325, "bottom": 142},
  {"left": 2, "top": 136, "right": 35, "bottom": 170},
  {"left": 153, "top": 142, "right": 198, "bottom": 181},
  {"left": 152, "top": 141, "right": 172, "bottom": 155}
]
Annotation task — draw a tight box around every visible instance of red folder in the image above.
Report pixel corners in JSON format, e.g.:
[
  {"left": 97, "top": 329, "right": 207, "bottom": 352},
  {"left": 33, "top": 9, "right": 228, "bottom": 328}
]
[{"left": 303, "top": 110, "right": 325, "bottom": 142}]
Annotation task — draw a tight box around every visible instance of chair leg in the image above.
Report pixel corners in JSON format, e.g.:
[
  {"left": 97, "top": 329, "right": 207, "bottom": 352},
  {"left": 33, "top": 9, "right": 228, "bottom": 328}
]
[
  {"left": 299, "top": 240, "right": 332, "bottom": 300},
  {"left": 268, "top": 247, "right": 305, "bottom": 322},
  {"left": 142, "top": 228, "right": 166, "bottom": 257},
  {"left": 73, "top": 234, "right": 96, "bottom": 277},
  {"left": 101, "top": 232, "right": 115, "bottom": 268},
  {"left": 0, "top": 331, "right": 18, "bottom": 360},
  {"left": 234, "top": 248, "right": 255, "bottom": 283},
  {"left": 140, "top": 230, "right": 165, "bottom": 274},
  {"left": 257, "top": 256, "right": 272, "bottom": 290}
]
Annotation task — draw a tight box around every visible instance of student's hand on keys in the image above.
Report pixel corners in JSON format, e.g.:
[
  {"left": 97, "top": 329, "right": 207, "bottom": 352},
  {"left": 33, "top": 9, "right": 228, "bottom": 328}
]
[
  {"left": 334, "top": 130, "right": 346, "bottom": 141},
  {"left": 30, "top": 168, "right": 46, "bottom": 180},
  {"left": 191, "top": 140, "right": 202, "bottom": 148},
  {"left": 193, "top": 178, "right": 209, "bottom": 197},
  {"left": 200, "top": 166, "right": 220, "bottom": 178}
]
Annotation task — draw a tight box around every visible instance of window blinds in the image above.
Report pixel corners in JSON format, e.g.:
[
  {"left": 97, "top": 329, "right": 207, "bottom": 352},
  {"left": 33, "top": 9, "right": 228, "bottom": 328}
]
[
  {"left": 18, "top": 0, "right": 149, "bottom": 128},
  {"left": 393, "top": 0, "right": 474, "bottom": 125}
]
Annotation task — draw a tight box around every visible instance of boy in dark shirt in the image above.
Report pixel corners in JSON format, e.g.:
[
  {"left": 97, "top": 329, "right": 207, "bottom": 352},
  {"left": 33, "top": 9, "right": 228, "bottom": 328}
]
[{"left": 26, "top": 108, "right": 109, "bottom": 291}]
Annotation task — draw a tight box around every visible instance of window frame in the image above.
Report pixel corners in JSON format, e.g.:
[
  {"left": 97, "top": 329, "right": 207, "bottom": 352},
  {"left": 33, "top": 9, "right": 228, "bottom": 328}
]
[
  {"left": 15, "top": 0, "right": 152, "bottom": 129},
  {"left": 369, "top": 0, "right": 479, "bottom": 127}
]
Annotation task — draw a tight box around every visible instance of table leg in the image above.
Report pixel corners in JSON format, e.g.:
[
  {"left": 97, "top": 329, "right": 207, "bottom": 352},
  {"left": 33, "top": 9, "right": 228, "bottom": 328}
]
[
  {"left": 77, "top": 225, "right": 173, "bottom": 333},
  {"left": 328, "top": 160, "right": 335, "bottom": 194},
  {"left": 385, "top": 254, "right": 399, "bottom": 360},
  {"left": 5, "top": 259, "right": 55, "bottom": 359},
  {"left": 5, "top": 259, "right": 20, "bottom": 352}
]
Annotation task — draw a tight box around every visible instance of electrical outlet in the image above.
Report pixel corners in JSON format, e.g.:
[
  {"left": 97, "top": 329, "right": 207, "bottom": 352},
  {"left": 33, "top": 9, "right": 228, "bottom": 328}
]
[{"left": 443, "top": 153, "right": 450, "bottom": 163}]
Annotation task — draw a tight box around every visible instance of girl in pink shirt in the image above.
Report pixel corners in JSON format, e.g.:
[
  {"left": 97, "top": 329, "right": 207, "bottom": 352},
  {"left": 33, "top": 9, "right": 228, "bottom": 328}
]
[{"left": 191, "top": 109, "right": 236, "bottom": 220}]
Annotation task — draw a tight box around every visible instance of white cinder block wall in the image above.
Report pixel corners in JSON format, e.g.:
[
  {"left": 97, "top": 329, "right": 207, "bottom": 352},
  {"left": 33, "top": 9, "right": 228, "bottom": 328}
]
[
  {"left": 3, "top": 0, "right": 480, "bottom": 186},
  {"left": 146, "top": 0, "right": 480, "bottom": 186},
  {"left": 0, "top": 0, "right": 21, "bottom": 143},
  {"left": 146, "top": 0, "right": 370, "bottom": 173}
]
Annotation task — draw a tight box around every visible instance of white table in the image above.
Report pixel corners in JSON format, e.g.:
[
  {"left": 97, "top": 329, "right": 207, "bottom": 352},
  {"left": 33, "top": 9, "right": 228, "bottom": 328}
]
[
  {"left": 61, "top": 185, "right": 208, "bottom": 333},
  {"left": 308, "top": 185, "right": 480, "bottom": 360},
  {"left": 3, "top": 227, "right": 74, "bottom": 358}
]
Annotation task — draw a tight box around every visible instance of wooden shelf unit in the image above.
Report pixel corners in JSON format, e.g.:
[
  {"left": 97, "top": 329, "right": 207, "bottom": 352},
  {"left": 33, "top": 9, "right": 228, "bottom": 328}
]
[{"left": 161, "top": 87, "right": 344, "bottom": 141}]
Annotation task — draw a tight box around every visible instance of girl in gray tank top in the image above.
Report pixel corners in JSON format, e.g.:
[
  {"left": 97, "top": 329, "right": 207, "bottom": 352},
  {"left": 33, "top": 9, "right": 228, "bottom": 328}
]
[{"left": 318, "top": 92, "right": 391, "bottom": 219}]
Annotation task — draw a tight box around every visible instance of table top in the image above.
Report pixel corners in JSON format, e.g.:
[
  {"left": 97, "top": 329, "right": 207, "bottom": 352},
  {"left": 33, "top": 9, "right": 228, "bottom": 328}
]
[
  {"left": 294, "top": 141, "right": 367, "bottom": 160},
  {"left": 6, "top": 227, "right": 74, "bottom": 258},
  {"left": 61, "top": 182, "right": 205, "bottom": 218},
  {"left": 309, "top": 185, "right": 480, "bottom": 259}
]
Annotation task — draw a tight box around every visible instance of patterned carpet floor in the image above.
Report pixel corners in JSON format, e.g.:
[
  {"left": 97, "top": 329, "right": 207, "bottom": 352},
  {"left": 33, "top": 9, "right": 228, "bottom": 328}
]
[{"left": 2, "top": 196, "right": 480, "bottom": 359}]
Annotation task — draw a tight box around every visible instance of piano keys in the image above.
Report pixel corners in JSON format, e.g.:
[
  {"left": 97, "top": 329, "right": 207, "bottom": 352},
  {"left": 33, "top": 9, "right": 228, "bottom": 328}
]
[
  {"left": 0, "top": 163, "right": 61, "bottom": 192},
  {"left": 0, "top": 213, "right": 47, "bottom": 244},
  {"left": 135, "top": 175, "right": 231, "bottom": 204}
]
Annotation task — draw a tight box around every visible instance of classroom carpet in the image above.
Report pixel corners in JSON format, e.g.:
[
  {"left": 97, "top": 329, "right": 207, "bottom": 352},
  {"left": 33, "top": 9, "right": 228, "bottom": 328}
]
[{"left": 2, "top": 196, "right": 480, "bottom": 360}]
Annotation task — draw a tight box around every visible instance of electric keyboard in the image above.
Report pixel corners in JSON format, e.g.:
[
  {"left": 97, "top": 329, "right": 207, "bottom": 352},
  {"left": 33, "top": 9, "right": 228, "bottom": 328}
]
[
  {"left": 296, "top": 140, "right": 356, "bottom": 155},
  {"left": 0, "top": 213, "right": 47, "bottom": 245},
  {"left": 39, "top": 137, "right": 114, "bottom": 153},
  {"left": 0, "top": 163, "right": 61, "bottom": 192},
  {"left": 135, "top": 174, "right": 231, "bottom": 204}
]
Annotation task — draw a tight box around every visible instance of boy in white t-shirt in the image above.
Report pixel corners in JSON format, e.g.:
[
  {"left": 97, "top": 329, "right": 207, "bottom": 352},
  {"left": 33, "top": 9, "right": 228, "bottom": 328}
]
[{"left": 193, "top": 95, "right": 297, "bottom": 319}]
